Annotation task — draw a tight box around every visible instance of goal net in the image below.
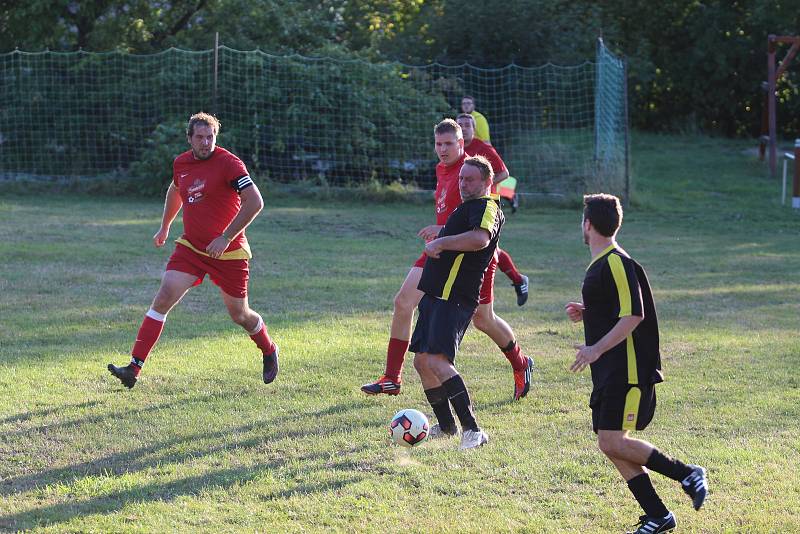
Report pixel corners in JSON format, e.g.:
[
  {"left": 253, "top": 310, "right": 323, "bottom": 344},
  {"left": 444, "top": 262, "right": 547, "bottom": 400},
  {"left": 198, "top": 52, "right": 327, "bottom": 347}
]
[{"left": 0, "top": 40, "right": 628, "bottom": 199}]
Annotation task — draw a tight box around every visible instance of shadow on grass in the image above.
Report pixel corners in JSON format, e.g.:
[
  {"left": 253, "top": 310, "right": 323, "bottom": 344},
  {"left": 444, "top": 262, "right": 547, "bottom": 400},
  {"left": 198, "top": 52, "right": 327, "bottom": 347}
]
[
  {"left": 0, "top": 400, "right": 101, "bottom": 425},
  {"left": 0, "top": 399, "right": 382, "bottom": 530}
]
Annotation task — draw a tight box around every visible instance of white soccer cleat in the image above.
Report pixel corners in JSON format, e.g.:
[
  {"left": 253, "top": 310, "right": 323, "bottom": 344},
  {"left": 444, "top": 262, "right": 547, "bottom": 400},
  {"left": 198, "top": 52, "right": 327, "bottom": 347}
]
[
  {"left": 459, "top": 429, "right": 489, "bottom": 450},
  {"left": 429, "top": 423, "right": 459, "bottom": 439}
]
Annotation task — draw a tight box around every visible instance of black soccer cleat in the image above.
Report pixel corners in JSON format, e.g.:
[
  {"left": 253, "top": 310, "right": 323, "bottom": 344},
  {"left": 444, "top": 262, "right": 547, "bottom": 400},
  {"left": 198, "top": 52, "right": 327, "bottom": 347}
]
[
  {"left": 262, "top": 346, "right": 279, "bottom": 384},
  {"left": 107, "top": 363, "right": 138, "bottom": 389},
  {"left": 627, "top": 512, "right": 676, "bottom": 534},
  {"left": 513, "top": 274, "right": 529, "bottom": 306},
  {"left": 681, "top": 465, "right": 709, "bottom": 510}
]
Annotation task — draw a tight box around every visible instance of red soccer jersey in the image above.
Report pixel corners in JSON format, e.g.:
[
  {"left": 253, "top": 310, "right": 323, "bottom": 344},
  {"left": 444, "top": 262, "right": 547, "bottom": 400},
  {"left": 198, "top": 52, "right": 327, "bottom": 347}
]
[
  {"left": 434, "top": 152, "right": 466, "bottom": 225},
  {"left": 465, "top": 138, "right": 507, "bottom": 194},
  {"left": 172, "top": 147, "right": 252, "bottom": 258}
]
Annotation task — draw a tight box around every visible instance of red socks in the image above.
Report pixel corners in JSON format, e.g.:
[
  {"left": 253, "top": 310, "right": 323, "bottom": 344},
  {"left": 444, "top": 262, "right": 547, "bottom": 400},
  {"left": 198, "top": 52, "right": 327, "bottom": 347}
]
[
  {"left": 130, "top": 309, "right": 166, "bottom": 376},
  {"left": 501, "top": 340, "right": 527, "bottom": 371},
  {"left": 248, "top": 315, "right": 277, "bottom": 355},
  {"left": 497, "top": 248, "right": 523, "bottom": 285},
  {"left": 384, "top": 338, "right": 409, "bottom": 382}
]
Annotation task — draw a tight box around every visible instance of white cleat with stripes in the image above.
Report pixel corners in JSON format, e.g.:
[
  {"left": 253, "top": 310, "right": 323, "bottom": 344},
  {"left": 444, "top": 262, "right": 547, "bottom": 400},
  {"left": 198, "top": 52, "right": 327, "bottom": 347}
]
[{"left": 627, "top": 512, "right": 676, "bottom": 534}]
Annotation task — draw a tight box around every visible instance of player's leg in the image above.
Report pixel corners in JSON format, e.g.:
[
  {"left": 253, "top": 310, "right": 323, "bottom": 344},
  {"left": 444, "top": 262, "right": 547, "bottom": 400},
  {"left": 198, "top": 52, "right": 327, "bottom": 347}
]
[
  {"left": 413, "top": 352, "right": 457, "bottom": 437},
  {"left": 361, "top": 265, "right": 424, "bottom": 395},
  {"left": 594, "top": 387, "right": 707, "bottom": 532},
  {"left": 426, "top": 354, "right": 487, "bottom": 449},
  {"left": 471, "top": 261, "right": 533, "bottom": 400},
  {"left": 496, "top": 247, "right": 529, "bottom": 306},
  {"left": 599, "top": 431, "right": 675, "bottom": 533},
  {"left": 424, "top": 298, "right": 487, "bottom": 448},
  {"left": 220, "top": 290, "right": 279, "bottom": 384},
  {"left": 108, "top": 269, "right": 198, "bottom": 388}
]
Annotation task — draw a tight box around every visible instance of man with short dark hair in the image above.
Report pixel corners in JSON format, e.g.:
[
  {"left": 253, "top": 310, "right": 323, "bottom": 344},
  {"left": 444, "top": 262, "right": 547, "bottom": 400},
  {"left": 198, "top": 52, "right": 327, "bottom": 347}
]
[
  {"left": 412, "top": 155, "right": 502, "bottom": 449},
  {"left": 457, "top": 113, "right": 529, "bottom": 306},
  {"left": 565, "top": 193, "right": 708, "bottom": 533},
  {"left": 361, "top": 119, "right": 532, "bottom": 402},
  {"left": 107, "top": 112, "right": 279, "bottom": 388}
]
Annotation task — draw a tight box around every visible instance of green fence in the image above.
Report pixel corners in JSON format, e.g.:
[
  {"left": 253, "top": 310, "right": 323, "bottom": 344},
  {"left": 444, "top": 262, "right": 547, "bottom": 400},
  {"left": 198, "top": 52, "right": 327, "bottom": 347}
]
[{"left": 0, "top": 40, "right": 628, "bottom": 198}]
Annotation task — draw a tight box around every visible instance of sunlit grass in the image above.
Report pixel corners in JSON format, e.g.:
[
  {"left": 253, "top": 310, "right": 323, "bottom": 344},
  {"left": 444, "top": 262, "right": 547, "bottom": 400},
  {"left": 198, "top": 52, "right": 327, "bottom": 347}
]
[{"left": 1, "top": 132, "right": 799, "bottom": 532}]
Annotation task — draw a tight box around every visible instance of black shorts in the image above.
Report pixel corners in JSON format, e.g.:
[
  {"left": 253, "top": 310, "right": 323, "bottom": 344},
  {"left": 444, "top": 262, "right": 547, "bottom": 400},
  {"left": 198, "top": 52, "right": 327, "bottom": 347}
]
[
  {"left": 409, "top": 294, "right": 476, "bottom": 362},
  {"left": 590, "top": 384, "right": 656, "bottom": 433}
]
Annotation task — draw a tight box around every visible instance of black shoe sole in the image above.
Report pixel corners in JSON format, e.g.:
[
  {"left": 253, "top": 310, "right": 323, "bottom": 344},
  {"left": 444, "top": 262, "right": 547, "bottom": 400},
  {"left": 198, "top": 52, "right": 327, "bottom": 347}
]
[{"left": 107, "top": 364, "right": 137, "bottom": 389}]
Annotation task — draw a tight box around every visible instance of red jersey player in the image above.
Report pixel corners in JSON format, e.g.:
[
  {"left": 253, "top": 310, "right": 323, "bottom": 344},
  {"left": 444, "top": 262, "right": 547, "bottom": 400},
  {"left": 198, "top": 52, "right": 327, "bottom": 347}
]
[
  {"left": 361, "top": 119, "right": 533, "bottom": 401},
  {"left": 457, "top": 113, "right": 529, "bottom": 307},
  {"left": 108, "top": 112, "right": 278, "bottom": 389}
]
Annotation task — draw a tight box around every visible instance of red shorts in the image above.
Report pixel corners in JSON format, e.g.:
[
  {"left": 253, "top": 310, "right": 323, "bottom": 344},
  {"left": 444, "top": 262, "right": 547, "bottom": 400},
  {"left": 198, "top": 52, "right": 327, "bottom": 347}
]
[
  {"left": 166, "top": 243, "right": 249, "bottom": 298},
  {"left": 412, "top": 251, "right": 496, "bottom": 305}
]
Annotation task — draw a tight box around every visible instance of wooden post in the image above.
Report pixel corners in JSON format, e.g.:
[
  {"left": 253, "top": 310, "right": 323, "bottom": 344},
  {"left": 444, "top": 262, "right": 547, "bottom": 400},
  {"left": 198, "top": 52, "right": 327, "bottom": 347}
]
[{"left": 768, "top": 35, "right": 777, "bottom": 178}]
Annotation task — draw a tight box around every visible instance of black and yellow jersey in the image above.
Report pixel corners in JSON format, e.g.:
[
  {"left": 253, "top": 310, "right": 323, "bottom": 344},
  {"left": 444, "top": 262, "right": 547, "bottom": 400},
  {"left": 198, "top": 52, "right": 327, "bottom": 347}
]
[
  {"left": 582, "top": 244, "right": 664, "bottom": 389},
  {"left": 418, "top": 196, "right": 504, "bottom": 308}
]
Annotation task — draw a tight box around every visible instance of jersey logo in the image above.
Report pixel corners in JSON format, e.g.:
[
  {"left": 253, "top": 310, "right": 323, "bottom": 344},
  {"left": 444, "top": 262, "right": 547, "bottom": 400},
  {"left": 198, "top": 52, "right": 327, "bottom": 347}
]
[
  {"left": 187, "top": 178, "right": 206, "bottom": 204},
  {"left": 626, "top": 413, "right": 635, "bottom": 422},
  {"left": 436, "top": 187, "right": 447, "bottom": 213},
  {"left": 180, "top": 173, "right": 189, "bottom": 179}
]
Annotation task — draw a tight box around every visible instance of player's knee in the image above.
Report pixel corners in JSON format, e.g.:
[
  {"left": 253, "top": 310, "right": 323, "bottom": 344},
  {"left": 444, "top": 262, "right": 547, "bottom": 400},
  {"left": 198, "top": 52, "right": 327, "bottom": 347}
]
[
  {"left": 597, "top": 434, "right": 623, "bottom": 458},
  {"left": 413, "top": 354, "right": 428, "bottom": 374},
  {"left": 228, "top": 309, "right": 250, "bottom": 326},
  {"left": 393, "top": 291, "right": 415, "bottom": 314},
  {"left": 471, "top": 309, "right": 492, "bottom": 332}
]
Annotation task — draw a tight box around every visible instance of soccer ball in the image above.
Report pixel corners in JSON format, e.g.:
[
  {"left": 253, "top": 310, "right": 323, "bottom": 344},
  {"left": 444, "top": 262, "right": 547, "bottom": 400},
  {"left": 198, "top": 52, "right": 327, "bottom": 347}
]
[{"left": 389, "top": 409, "right": 429, "bottom": 448}]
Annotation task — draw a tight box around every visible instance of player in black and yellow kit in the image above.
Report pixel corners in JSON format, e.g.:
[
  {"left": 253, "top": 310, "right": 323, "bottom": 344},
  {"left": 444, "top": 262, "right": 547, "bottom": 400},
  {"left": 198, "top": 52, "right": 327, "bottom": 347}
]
[
  {"left": 565, "top": 194, "right": 709, "bottom": 534},
  {"left": 411, "top": 155, "right": 503, "bottom": 450}
]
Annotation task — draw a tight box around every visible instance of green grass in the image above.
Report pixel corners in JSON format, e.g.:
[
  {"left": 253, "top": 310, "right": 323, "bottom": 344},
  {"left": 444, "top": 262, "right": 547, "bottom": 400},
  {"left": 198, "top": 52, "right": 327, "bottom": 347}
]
[{"left": 1, "top": 133, "right": 799, "bottom": 532}]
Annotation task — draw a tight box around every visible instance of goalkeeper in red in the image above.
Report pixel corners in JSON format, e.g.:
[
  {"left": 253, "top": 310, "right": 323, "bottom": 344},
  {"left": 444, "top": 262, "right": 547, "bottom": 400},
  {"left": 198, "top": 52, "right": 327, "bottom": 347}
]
[{"left": 107, "top": 112, "right": 279, "bottom": 389}]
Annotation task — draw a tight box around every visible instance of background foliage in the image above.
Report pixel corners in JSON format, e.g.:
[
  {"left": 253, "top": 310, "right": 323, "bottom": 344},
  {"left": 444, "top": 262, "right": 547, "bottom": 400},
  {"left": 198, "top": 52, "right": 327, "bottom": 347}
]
[{"left": 4, "top": 1, "right": 800, "bottom": 138}]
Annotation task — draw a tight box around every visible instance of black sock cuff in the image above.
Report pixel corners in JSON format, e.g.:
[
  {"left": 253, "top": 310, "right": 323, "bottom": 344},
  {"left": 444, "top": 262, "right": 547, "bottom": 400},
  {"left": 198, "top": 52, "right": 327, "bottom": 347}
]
[
  {"left": 626, "top": 472, "right": 651, "bottom": 489},
  {"left": 500, "top": 340, "right": 517, "bottom": 352},
  {"left": 424, "top": 386, "right": 448, "bottom": 405},
  {"left": 645, "top": 448, "right": 693, "bottom": 481},
  {"left": 442, "top": 374, "right": 466, "bottom": 397}
]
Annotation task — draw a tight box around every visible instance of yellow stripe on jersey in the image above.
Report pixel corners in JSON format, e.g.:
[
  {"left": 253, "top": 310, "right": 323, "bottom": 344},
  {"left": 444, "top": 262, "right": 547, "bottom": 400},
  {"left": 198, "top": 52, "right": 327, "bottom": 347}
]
[
  {"left": 442, "top": 253, "right": 465, "bottom": 300},
  {"left": 175, "top": 237, "right": 252, "bottom": 260},
  {"left": 587, "top": 243, "right": 616, "bottom": 270},
  {"left": 609, "top": 253, "right": 638, "bottom": 385},
  {"left": 621, "top": 386, "right": 642, "bottom": 431},
  {"left": 626, "top": 335, "right": 638, "bottom": 385},
  {"left": 608, "top": 253, "right": 632, "bottom": 317},
  {"left": 478, "top": 197, "right": 499, "bottom": 232}
]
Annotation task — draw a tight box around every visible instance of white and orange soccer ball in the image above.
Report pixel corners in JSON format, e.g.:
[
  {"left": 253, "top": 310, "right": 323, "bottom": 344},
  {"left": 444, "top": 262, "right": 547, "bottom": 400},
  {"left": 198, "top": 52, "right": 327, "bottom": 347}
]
[{"left": 389, "top": 409, "right": 429, "bottom": 448}]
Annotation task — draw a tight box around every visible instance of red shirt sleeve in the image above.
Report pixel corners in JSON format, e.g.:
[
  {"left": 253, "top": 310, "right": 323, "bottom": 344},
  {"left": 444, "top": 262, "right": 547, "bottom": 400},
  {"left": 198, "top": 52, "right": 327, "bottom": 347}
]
[{"left": 483, "top": 145, "right": 507, "bottom": 174}]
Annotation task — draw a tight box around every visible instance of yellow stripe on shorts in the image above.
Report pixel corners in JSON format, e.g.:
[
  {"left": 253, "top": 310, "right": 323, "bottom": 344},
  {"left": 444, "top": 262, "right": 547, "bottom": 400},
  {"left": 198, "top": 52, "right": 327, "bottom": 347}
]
[{"left": 622, "top": 386, "right": 642, "bottom": 431}]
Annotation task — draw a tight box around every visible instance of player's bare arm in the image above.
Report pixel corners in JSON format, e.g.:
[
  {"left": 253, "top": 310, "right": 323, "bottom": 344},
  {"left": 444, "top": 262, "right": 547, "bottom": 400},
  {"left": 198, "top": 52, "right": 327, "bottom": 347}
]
[
  {"left": 154, "top": 182, "right": 183, "bottom": 248},
  {"left": 424, "top": 228, "right": 491, "bottom": 259},
  {"left": 570, "top": 315, "right": 643, "bottom": 372},
  {"left": 493, "top": 169, "right": 509, "bottom": 185},
  {"left": 206, "top": 183, "right": 264, "bottom": 259},
  {"left": 417, "top": 224, "right": 443, "bottom": 242}
]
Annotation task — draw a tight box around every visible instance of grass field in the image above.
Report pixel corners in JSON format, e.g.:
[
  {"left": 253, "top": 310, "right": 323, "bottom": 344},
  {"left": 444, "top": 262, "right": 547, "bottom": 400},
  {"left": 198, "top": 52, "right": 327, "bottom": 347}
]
[{"left": 1, "top": 133, "right": 799, "bottom": 532}]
